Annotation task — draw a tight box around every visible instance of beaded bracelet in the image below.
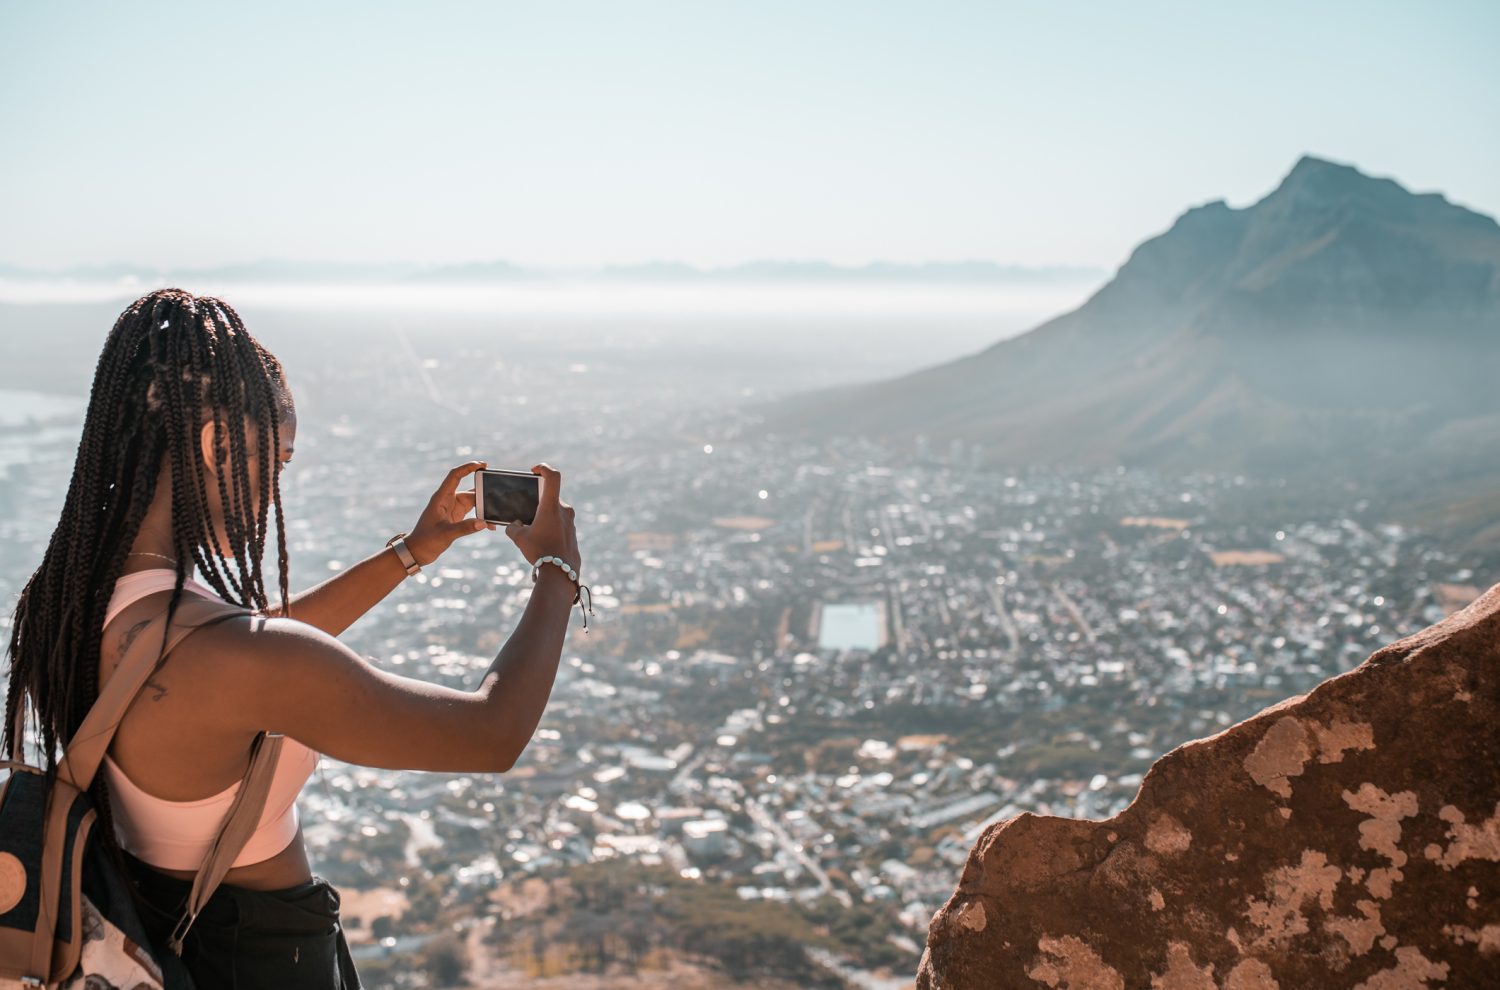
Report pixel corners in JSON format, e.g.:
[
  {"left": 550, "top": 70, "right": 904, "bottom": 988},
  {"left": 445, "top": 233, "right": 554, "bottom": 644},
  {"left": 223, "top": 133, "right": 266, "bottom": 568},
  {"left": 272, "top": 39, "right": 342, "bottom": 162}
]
[{"left": 532, "top": 555, "right": 595, "bottom": 632}]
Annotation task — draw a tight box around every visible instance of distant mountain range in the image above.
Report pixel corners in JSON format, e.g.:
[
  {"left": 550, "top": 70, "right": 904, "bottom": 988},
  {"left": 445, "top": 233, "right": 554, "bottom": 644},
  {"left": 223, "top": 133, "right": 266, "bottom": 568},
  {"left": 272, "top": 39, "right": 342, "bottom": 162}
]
[
  {"left": 765, "top": 156, "right": 1500, "bottom": 509},
  {"left": 0, "top": 258, "right": 1102, "bottom": 286}
]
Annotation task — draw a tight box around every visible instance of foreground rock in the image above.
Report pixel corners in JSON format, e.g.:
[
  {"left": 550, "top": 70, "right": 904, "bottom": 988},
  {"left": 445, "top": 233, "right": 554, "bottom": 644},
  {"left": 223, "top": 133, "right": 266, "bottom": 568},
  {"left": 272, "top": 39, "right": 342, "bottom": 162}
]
[{"left": 917, "top": 583, "right": 1500, "bottom": 989}]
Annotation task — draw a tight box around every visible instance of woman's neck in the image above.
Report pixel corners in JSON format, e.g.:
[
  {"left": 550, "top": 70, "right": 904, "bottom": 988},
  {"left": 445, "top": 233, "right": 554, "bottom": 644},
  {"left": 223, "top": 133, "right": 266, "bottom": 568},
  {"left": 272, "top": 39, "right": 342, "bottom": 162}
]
[
  {"left": 120, "top": 553, "right": 193, "bottom": 577},
  {"left": 122, "top": 485, "right": 181, "bottom": 575}
]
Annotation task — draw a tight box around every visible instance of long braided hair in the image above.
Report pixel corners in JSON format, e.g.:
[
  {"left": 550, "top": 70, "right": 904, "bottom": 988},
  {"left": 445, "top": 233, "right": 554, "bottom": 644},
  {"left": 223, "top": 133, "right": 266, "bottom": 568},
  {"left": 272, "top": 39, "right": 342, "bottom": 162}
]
[{"left": 3, "top": 287, "right": 292, "bottom": 875}]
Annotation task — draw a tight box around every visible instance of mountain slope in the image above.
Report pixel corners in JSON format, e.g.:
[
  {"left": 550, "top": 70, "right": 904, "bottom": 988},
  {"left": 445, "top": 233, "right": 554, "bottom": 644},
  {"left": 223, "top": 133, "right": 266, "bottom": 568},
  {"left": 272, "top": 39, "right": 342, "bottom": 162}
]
[{"left": 764, "top": 156, "right": 1500, "bottom": 479}]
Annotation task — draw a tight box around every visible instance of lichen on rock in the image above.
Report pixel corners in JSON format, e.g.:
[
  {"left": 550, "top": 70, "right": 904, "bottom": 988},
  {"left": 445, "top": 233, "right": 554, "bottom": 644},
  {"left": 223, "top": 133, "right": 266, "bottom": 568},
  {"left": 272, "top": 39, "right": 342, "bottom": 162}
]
[{"left": 916, "top": 582, "right": 1500, "bottom": 988}]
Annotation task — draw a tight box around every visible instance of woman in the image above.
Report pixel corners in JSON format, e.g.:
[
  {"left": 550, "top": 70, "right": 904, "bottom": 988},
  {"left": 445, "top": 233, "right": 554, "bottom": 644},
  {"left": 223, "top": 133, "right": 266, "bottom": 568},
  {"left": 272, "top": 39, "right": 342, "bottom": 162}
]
[{"left": 2, "top": 287, "right": 583, "bottom": 988}]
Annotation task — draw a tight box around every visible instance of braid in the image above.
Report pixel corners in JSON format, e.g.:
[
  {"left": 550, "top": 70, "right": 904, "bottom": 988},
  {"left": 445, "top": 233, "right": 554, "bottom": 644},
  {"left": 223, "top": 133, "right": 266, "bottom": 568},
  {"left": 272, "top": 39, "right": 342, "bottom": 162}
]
[
  {"left": 2, "top": 287, "right": 293, "bottom": 884},
  {"left": 172, "top": 323, "right": 238, "bottom": 604},
  {"left": 197, "top": 304, "right": 251, "bottom": 604},
  {"left": 219, "top": 302, "right": 291, "bottom": 616},
  {"left": 222, "top": 319, "right": 261, "bottom": 609}
]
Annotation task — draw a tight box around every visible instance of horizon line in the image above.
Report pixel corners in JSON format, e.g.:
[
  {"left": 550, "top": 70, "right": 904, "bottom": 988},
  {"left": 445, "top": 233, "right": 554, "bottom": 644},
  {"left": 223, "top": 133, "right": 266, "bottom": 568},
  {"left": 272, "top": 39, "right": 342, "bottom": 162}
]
[{"left": 0, "top": 257, "right": 1110, "bottom": 280}]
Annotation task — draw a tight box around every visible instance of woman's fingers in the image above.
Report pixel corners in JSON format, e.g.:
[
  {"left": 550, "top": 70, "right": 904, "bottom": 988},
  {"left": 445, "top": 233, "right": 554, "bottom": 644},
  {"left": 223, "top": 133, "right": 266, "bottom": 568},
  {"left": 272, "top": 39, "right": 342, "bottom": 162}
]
[
  {"left": 435, "top": 460, "right": 487, "bottom": 502},
  {"left": 532, "top": 462, "right": 561, "bottom": 510},
  {"left": 491, "top": 465, "right": 572, "bottom": 563},
  {"left": 450, "top": 511, "right": 487, "bottom": 536}
]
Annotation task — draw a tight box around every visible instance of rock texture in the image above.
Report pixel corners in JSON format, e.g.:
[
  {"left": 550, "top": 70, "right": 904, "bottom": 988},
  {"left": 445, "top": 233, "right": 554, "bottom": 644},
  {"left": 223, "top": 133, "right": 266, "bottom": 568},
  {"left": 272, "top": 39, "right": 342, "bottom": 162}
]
[{"left": 916, "top": 582, "right": 1500, "bottom": 989}]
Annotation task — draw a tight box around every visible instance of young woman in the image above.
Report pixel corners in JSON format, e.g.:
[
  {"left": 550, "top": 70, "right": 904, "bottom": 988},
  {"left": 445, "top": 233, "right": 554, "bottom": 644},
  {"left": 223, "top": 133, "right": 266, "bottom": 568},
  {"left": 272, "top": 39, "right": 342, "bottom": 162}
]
[{"left": 2, "top": 287, "right": 583, "bottom": 988}]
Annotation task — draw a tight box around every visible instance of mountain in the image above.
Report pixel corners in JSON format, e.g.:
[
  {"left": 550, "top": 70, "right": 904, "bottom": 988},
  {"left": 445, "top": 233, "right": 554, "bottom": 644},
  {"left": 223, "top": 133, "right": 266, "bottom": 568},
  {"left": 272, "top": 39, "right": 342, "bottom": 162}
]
[
  {"left": 763, "top": 156, "right": 1500, "bottom": 483},
  {"left": 406, "top": 259, "right": 535, "bottom": 282}
]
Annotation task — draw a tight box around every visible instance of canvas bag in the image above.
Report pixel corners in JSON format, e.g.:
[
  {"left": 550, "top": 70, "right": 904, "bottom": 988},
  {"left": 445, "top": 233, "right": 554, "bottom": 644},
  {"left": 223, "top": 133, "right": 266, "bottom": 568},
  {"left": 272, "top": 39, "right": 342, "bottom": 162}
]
[{"left": 0, "top": 595, "right": 286, "bottom": 988}]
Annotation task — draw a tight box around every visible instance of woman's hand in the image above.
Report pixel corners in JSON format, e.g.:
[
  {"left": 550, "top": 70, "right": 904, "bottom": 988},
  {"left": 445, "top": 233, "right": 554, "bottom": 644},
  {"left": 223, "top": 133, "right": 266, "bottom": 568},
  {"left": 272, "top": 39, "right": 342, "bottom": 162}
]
[
  {"left": 405, "top": 460, "right": 490, "bottom": 566},
  {"left": 505, "top": 463, "right": 580, "bottom": 574}
]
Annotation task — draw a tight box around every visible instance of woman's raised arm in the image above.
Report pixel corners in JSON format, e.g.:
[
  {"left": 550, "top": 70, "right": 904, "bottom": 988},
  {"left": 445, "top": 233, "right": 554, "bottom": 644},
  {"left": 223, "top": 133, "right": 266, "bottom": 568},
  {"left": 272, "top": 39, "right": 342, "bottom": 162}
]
[
  {"left": 206, "top": 565, "right": 577, "bottom": 773},
  {"left": 214, "top": 461, "right": 581, "bottom": 773},
  {"left": 258, "top": 460, "right": 493, "bottom": 635}
]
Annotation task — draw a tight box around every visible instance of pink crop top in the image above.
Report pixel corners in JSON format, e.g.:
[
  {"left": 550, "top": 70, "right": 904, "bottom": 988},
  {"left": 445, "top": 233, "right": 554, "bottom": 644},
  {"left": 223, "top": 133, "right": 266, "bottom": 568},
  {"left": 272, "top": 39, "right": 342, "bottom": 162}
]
[{"left": 99, "top": 567, "right": 321, "bottom": 871}]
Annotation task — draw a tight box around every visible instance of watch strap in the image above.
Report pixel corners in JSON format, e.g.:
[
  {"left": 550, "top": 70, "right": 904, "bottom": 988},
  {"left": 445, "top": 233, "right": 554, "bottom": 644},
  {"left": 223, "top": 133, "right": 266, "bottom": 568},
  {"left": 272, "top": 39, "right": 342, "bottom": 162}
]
[{"left": 387, "top": 533, "right": 421, "bottom": 574}]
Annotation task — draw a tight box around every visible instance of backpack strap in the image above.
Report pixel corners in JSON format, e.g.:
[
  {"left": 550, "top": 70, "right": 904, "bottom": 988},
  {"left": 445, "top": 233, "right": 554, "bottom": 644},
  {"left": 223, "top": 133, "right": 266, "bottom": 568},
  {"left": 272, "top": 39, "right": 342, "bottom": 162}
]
[
  {"left": 55, "top": 596, "right": 254, "bottom": 793},
  {"left": 57, "top": 595, "right": 300, "bottom": 952},
  {"left": 21, "top": 596, "right": 252, "bottom": 981},
  {"left": 166, "top": 728, "right": 286, "bottom": 954}
]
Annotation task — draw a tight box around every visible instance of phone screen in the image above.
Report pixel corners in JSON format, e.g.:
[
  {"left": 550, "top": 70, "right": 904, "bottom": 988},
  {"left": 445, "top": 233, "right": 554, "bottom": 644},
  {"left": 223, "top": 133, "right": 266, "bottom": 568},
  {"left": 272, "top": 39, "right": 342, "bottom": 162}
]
[{"left": 479, "top": 470, "right": 539, "bottom": 525}]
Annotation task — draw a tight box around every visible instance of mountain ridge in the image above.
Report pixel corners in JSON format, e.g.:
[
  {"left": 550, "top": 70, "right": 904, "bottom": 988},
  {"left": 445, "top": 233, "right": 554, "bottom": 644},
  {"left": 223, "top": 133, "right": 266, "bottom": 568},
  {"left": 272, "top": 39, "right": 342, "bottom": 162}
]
[{"left": 761, "top": 155, "right": 1500, "bottom": 488}]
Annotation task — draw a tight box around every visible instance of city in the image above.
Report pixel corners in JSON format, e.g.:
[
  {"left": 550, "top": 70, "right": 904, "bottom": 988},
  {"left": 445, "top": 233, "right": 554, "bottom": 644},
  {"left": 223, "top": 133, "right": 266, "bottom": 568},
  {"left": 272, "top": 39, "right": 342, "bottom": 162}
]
[{"left": 2, "top": 340, "right": 1481, "bottom": 984}]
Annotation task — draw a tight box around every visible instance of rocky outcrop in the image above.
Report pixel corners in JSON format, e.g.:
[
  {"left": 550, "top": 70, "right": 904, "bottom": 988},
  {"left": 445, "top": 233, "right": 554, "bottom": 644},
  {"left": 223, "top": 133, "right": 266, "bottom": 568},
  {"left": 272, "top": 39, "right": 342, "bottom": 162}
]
[{"left": 916, "top": 582, "right": 1500, "bottom": 989}]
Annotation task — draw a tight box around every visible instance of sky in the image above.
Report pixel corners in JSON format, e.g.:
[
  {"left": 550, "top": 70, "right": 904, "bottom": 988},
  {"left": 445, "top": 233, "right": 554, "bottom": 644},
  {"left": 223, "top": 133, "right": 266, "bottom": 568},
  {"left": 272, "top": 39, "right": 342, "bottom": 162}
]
[{"left": 1, "top": 0, "right": 1496, "bottom": 273}]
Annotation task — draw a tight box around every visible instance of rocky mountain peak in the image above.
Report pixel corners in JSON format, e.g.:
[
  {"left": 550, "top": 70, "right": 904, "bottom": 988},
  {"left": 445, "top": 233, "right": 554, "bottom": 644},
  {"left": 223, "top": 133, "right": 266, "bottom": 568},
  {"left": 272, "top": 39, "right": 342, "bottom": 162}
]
[
  {"left": 1258, "top": 154, "right": 1499, "bottom": 239},
  {"left": 762, "top": 155, "right": 1500, "bottom": 497}
]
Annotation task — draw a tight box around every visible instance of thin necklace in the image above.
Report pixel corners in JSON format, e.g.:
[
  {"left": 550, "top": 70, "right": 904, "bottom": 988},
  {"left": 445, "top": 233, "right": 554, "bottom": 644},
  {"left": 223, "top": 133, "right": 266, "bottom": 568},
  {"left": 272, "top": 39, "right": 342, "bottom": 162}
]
[{"left": 126, "top": 552, "right": 179, "bottom": 566}]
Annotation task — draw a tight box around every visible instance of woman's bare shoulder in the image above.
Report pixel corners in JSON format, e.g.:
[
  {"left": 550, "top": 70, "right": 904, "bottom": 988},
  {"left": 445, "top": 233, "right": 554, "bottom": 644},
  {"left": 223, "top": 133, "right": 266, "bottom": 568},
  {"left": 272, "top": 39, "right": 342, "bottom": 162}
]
[{"left": 179, "top": 610, "right": 344, "bottom": 672}]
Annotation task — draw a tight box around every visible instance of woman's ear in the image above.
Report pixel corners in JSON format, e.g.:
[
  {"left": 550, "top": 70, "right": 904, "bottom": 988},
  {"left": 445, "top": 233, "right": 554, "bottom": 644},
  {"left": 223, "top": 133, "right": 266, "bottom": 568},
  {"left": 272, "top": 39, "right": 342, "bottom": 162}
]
[{"left": 199, "top": 418, "right": 228, "bottom": 476}]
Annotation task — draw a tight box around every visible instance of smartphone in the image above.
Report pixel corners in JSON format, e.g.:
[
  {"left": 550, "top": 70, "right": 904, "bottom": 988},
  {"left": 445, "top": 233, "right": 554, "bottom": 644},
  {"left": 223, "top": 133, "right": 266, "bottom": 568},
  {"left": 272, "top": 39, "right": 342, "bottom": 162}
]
[{"left": 474, "top": 468, "right": 540, "bottom": 526}]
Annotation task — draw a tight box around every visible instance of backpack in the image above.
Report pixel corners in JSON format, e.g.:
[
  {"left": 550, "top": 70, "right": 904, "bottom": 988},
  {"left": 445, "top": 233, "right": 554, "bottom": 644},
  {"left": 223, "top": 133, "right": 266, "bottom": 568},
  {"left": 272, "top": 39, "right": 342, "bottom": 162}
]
[{"left": 0, "top": 595, "right": 287, "bottom": 988}]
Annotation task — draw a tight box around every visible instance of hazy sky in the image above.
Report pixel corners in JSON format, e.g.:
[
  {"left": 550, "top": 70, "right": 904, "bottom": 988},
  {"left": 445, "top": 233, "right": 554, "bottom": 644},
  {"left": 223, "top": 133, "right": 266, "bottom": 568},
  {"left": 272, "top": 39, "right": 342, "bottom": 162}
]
[{"left": 2, "top": 1, "right": 1495, "bottom": 272}]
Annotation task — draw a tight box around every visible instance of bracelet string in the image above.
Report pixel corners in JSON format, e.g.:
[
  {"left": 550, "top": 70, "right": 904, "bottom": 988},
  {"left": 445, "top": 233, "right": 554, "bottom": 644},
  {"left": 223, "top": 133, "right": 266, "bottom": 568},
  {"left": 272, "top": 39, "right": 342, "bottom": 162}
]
[{"left": 533, "top": 555, "right": 595, "bottom": 632}]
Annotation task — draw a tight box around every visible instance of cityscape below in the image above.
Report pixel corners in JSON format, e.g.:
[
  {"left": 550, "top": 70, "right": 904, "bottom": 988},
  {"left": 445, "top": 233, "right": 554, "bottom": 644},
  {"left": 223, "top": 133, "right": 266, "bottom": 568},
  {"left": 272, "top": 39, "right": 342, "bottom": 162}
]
[{"left": 0, "top": 288, "right": 1486, "bottom": 986}]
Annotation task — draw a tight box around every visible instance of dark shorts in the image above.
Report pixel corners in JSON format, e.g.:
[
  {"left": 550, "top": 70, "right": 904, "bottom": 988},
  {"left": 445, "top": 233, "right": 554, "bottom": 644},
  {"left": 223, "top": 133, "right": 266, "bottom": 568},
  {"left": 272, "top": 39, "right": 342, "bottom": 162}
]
[{"left": 121, "top": 849, "right": 362, "bottom": 990}]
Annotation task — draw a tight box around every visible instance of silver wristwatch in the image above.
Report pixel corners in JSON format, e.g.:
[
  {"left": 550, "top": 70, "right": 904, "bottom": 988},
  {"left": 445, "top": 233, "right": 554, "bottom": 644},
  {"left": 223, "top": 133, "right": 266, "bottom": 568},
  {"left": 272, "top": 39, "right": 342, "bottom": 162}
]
[{"left": 386, "top": 532, "right": 421, "bottom": 575}]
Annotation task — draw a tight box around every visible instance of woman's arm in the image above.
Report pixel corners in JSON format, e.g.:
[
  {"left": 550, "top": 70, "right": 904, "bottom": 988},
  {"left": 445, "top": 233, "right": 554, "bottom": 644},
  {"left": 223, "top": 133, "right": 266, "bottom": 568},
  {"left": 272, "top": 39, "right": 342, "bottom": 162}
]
[
  {"left": 259, "top": 541, "right": 425, "bottom": 637},
  {"left": 215, "top": 566, "right": 578, "bottom": 771},
  {"left": 217, "top": 462, "right": 582, "bottom": 772},
  {"left": 259, "top": 460, "right": 490, "bottom": 636}
]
